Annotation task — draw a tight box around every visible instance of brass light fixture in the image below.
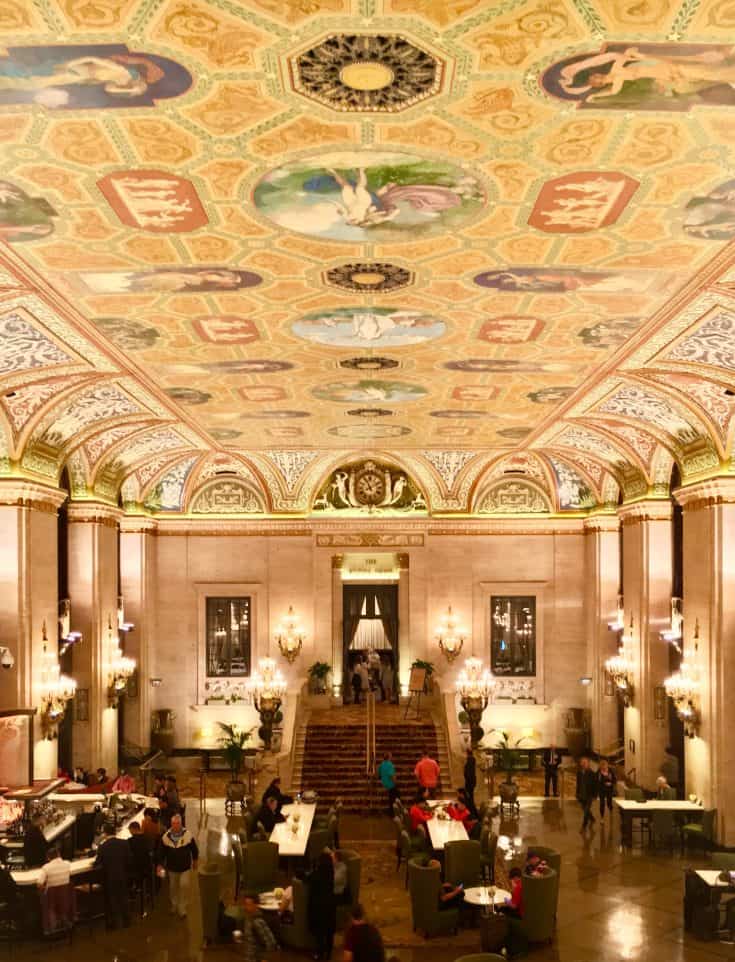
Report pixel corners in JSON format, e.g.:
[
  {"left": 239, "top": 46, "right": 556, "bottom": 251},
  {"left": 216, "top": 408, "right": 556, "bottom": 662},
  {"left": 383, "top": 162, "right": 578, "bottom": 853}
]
[
  {"left": 107, "top": 613, "right": 136, "bottom": 708},
  {"left": 40, "top": 621, "right": 76, "bottom": 739},
  {"left": 664, "top": 619, "right": 701, "bottom": 738},
  {"left": 436, "top": 605, "right": 465, "bottom": 663},
  {"left": 456, "top": 657, "right": 495, "bottom": 747},
  {"left": 249, "top": 657, "right": 287, "bottom": 750},
  {"left": 275, "top": 606, "right": 304, "bottom": 663},
  {"left": 605, "top": 611, "right": 635, "bottom": 707}
]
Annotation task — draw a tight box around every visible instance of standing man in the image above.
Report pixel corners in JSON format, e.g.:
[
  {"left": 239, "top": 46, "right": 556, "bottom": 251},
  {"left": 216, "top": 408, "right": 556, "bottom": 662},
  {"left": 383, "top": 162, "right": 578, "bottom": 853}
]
[
  {"left": 377, "top": 752, "right": 399, "bottom": 814},
  {"left": 159, "top": 812, "right": 198, "bottom": 919},
  {"left": 94, "top": 823, "right": 133, "bottom": 929},
  {"left": 463, "top": 748, "right": 477, "bottom": 809},
  {"left": 575, "top": 756, "right": 598, "bottom": 832},
  {"left": 414, "top": 749, "right": 440, "bottom": 799},
  {"left": 542, "top": 744, "right": 562, "bottom": 798}
]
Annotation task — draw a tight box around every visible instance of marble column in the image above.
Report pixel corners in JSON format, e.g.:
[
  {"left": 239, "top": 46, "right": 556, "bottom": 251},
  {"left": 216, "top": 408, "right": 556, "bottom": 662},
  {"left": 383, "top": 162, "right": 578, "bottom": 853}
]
[
  {"left": 0, "top": 480, "right": 66, "bottom": 778},
  {"left": 583, "top": 513, "right": 621, "bottom": 755},
  {"left": 619, "top": 500, "right": 672, "bottom": 788},
  {"left": 676, "top": 478, "right": 735, "bottom": 845},
  {"left": 119, "top": 516, "right": 157, "bottom": 752},
  {"left": 67, "top": 501, "right": 121, "bottom": 774}
]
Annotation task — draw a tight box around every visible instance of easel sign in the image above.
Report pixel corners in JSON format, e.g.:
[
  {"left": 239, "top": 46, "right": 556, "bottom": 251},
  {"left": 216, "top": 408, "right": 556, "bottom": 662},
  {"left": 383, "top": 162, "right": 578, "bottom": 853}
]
[{"left": 404, "top": 667, "right": 426, "bottom": 719}]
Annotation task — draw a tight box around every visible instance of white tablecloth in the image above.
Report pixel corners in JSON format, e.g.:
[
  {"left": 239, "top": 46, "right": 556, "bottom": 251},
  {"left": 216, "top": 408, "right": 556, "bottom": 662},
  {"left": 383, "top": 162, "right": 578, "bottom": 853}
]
[
  {"left": 269, "top": 803, "right": 317, "bottom": 857},
  {"left": 427, "top": 815, "right": 468, "bottom": 850},
  {"left": 464, "top": 886, "right": 511, "bottom": 907}
]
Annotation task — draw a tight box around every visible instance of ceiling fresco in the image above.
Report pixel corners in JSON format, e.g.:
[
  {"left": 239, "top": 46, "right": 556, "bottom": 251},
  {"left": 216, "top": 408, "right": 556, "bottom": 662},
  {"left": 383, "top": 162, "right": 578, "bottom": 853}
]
[{"left": 2, "top": 1, "right": 735, "bottom": 515}]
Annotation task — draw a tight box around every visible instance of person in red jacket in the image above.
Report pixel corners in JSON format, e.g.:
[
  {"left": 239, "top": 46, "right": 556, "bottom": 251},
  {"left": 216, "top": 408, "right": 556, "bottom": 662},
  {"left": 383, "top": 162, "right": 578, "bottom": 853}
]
[
  {"left": 409, "top": 788, "right": 432, "bottom": 835},
  {"left": 446, "top": 791, "right": 478, "bottom": 837},
  {"left": 414, "top": 750, "right": 440, "bottom": 799}
]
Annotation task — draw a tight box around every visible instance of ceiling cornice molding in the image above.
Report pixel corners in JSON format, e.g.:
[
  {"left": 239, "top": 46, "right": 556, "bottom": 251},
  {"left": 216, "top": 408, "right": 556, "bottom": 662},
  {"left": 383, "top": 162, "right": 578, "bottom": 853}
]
[
  {"left": 0, "top": 479, "right": 67, "bottom": 513},
  {"left": 674, "top": 477, "right": 735, "bottom": 511},
  {"left": 617, "top": 499, "right": 673, "bottom": 525}
]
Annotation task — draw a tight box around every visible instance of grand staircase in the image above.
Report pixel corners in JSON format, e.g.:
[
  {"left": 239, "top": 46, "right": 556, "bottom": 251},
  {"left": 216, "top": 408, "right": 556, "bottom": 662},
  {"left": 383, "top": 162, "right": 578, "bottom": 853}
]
[{"left": 292, "top": 708, "right": 451, "bottom": 813}]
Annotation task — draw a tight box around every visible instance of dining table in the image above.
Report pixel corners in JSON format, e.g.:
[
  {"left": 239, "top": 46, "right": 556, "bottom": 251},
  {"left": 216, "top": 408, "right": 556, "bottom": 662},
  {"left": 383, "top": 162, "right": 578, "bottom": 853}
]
[
  {"left": 614, "top": 798, "right": 703, "bottom": 846},
  {"left": 269, "top": 802, "right": 317, "bottom": 857},
  {"left": 425, "top": 802, "right": 469, "bottom": 850}
]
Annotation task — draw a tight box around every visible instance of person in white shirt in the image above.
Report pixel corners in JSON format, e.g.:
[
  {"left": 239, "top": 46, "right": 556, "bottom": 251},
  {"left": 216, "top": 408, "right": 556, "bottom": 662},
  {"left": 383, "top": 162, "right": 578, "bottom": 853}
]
[{"left": 37, "top": 847, "right": 72, "bottom": 889}]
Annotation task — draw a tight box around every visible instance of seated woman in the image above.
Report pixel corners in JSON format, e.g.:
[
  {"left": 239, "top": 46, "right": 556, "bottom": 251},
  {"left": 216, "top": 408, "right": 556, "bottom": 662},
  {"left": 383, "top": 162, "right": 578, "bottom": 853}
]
[
  {"left": 447, "top": 791, "right": 479, "bottom": 837},
  {"left": 261, "top": 777, "right": 293, "bottom": 812},
  {"left": 428, "top": 859, "right": 464, "bottom": 910},
  {"left": 111, "top": 769, "right": 136, "bottom": 793},
  {"left": 409, "top": 788, "right": 432, "bottom": 835}
]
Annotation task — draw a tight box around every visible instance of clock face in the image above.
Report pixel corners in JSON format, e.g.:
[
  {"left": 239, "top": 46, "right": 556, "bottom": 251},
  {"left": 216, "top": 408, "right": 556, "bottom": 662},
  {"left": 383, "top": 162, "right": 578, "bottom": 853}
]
[{"left": 355, "top": 471, "right": 385, "bottom": 505}]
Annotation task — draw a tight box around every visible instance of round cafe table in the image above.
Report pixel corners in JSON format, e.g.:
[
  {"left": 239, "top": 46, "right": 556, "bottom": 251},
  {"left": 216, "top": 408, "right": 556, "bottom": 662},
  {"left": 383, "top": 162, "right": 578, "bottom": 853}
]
[{"left": 463, "top": 888, "right": 511, "bottom": 953}]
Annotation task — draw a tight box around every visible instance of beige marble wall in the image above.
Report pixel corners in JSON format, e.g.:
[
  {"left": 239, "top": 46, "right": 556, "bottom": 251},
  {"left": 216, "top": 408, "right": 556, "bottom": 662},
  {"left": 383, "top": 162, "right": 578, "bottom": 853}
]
[
  {"left": 620, "top": 502, "right": 672, "bottom": 788},
  {"left": 151, "top": 523, "right": 589, "bottom": 752},
  {"left": 678, "top": 480, "right": 735, "bottom": 846}
]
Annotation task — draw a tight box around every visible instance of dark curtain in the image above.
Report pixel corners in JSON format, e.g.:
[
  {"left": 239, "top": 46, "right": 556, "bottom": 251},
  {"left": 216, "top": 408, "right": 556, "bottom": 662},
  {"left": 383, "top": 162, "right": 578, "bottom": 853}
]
[
  {"left": 343, "top": 586, "right": 368, "bottom": 649},
  {"left": 372, "top": 585, "right": 398, "bottom": 651}
]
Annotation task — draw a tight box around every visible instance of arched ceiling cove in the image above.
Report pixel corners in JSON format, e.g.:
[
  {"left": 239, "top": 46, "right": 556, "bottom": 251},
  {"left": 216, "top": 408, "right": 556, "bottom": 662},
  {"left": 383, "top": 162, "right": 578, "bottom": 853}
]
[{"left": 1, "top": 2, "right": 735, "bottom": 515}]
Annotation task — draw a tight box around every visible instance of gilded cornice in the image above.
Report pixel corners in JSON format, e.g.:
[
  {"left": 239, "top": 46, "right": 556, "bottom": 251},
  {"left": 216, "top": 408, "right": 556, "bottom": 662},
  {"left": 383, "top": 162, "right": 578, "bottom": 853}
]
[
  {"left": 0, "top": 479, "right": 67, "bottom": 514},
  {"left": 583, "top": 513, "right": 620, "bottom": 534},
  {"left": 617, "top": 500, "right": 672, "bottom": 526},
  {"left": 67, "top": 501, "right": 122, "bottom": 527},
  {"left": 674, "top": 477, "right": 735, "bottom": 511},
  {"left": 119, "top": 516, "right": 158, "bottom": 535}
]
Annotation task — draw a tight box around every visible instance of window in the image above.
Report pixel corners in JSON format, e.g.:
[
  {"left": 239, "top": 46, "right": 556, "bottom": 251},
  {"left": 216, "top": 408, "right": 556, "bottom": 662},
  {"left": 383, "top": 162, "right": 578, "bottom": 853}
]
[
  {"left": 206, "top": 597, "right": 251, "bottom": 677},
  {"left": 491, "top": 596, "right": 536, "bottom": 676}
]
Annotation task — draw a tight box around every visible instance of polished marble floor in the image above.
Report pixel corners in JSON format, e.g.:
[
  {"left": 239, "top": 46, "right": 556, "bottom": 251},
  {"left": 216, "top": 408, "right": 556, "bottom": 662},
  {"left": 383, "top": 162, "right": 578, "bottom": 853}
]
[{"left": 9, "top": 798, "right": 733, "bottom": 962}]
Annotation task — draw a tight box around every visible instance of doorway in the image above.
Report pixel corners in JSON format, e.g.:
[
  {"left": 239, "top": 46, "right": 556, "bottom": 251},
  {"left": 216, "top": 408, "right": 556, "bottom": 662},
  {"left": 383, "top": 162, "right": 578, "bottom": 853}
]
[{"left": 343, "top": 584, "right": 398, "bottom": 705}]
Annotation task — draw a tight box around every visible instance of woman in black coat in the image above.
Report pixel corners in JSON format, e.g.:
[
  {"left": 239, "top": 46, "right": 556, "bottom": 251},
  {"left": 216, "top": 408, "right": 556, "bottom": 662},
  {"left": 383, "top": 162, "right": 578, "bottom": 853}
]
[
  {"left": 463, "top": 749, "right": 477, "bottom": 807},
  {"left": 307, "top": 851, "right": 337, "bottom": 960}
]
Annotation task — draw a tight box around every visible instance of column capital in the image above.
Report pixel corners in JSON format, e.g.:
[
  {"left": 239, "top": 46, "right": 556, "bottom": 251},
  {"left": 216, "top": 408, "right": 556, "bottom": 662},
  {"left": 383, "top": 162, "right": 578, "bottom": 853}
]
[
  {"left": 67, "top": 501, "right": 122, "bottom": 527},
  {"left": 119, "top": 516, "right": 158, "bottom": 535},
  {"left": 674, "top": 476, "right": 735, "bottom": 511},
  {"left": 617, "top": 499, "right": 672, "bottom": 526},
  {"left": 0, "top": 479, "right": 67, "bottom": 514},
  {"left": 583, "top": 512, "right": 620, "bottom": 533}
]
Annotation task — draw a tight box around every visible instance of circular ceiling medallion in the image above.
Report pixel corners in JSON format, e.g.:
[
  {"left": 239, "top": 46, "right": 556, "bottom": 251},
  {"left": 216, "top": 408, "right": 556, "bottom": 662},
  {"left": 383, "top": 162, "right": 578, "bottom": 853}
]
[
  {"left": 292, "top": 306, "right": 445, "bottom": 348},
  {"left": 290, "top": 35, "right": 443, "bottom": 112},
  {"left": 313, "top": 379, "right": 426, "bottom": 403},
  {"left": 328, "top": 424, "right": 411, "bottom": 439},
  {"left": 325, "top": 262, "right": 413, "bottom": 293},
  {"left": 340, "top": 356, "right": 399, "bottom": 371},
  {"left": 254, "top": 150, "right": 484, "bottom": 243},
  {"left": 347, "top": 408, "right": 394, "bottom": 417}
]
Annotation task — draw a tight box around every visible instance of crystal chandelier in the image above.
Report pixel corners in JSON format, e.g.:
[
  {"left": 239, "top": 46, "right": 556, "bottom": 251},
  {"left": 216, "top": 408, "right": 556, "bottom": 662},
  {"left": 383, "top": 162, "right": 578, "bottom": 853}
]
[
  {"left": 456, "top": 657, "right": 495, "bottom": 746},
  {"left": 664, "top": 620, "right": 701, "bottom": 738},
  {"left": 249, "top": 657, "right": 287, "bottom": 750},
  {"left": 40, "top": 621, "right": 76, "bottom": 739},
  {"left": 605, "top": 611, "right": 634, "bottom": 707},
  {"left": 107, "top": 613, "right": 136, "bottom": 707},
  {"left": 436, "top": 605, "right": 465, "bottom": 663},
  {"left": 275, "top": 606, "right": 304, "bottom": 663}
]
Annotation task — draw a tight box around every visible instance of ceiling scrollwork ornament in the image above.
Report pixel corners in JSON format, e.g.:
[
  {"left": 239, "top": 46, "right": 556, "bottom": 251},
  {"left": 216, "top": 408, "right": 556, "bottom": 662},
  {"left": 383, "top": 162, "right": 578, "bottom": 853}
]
[
  {"left": 312, "top": 457, "right": 427, "bottom": 515},
  {"left": 189, "top": 478, "right": 266, "bottom": 515},
  {"left": 475, "top": 478, "right": 553, "bottom": 515}
]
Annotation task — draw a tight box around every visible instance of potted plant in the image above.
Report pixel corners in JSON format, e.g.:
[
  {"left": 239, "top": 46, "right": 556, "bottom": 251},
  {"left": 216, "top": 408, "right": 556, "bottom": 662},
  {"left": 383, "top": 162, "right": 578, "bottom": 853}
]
[
  {"left": 217, "top": 722, "right": 254, "bottom": 790},
  {"left": 411, "top": 659, "right": 435, "bottom": 693},
  {"left": 308, "top": 661, "right": 332, "bottom": 695},
  {"left": 457, "top": 710, "right": 477, "bottom": 748},
  {"left": 491, "top": 730, "right": 528, "bottom": 813}
]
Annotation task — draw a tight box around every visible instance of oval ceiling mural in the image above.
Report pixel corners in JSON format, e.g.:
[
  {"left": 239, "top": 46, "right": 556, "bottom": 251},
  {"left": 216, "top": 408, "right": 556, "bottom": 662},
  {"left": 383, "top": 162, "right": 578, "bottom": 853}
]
[
  {"left": 253, "top": 150, "right": 485, "bottom": 242},
  {"left": 291, "top": 307, "right": 446, "bottom": 348}
]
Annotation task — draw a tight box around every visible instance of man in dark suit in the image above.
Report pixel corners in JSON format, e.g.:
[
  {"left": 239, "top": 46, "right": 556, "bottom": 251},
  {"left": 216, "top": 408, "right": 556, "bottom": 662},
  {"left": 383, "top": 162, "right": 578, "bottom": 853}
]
[
  {"left": 23, "top": 814, "right": 48, "bottom": 868},
  {"left": 575, "top": 756, "right": 598, "bottom": 832},
  {"left": 94, "top": 822, "right": 133, "bottom": 929},
  {"left": 128, "top": 820, "right": 153, "bottom": 911},
  {"left": 542, "top": 744, "right": 562, "bottom": 797}
]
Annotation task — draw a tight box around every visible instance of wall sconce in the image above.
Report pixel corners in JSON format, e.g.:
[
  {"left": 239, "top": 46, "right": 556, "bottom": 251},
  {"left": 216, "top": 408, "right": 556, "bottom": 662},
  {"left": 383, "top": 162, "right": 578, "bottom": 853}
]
[
  {"left": 579, "top": 676, "right": 593, "bottom": 686},
  {"left": 107, "top": 613, "right": 136, "bottom": 708},
  {"left": 0, "top": 645, "right": 14, "bottom": 669},
  {"left": 436, "top": 605, "right": 465, "bottom": 663},
  {"left": 39, "top": 621, "right": 76, "bottom": 739},
  {"left": 605, "top": 611, "right": 635, "bottom": 707},
  {"left": 664, "top": 619, "right": 701, "bottom": 738},
  {"left": 150, "top": 677, "right": 163, "bottom": 688},
  {"left": 607, "top": 593, "right": 625, "bottom": 632},
  {"left": 117, "top": 596, "right": 135, "bottom": 632},
  {"left": 249, "top": 657, "right": 286, "bottom": 750},
  {"left": 660, "top": 596, "right": 683, "bottom": 650},
  {"left": 275, "top": 606, "right": 304, "bottom": 663},
  {"left": 58, "top": 598, "right": 82, "bottom": 657},
  {"left": 456, "top": 657, "right": 494, "bottom": 747}
]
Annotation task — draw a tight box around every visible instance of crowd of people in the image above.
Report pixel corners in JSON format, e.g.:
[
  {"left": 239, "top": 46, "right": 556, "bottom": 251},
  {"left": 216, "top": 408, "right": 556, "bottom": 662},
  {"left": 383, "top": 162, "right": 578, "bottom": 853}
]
[{"left": 349, "top": 651, "right": 395, "bottom": 704}]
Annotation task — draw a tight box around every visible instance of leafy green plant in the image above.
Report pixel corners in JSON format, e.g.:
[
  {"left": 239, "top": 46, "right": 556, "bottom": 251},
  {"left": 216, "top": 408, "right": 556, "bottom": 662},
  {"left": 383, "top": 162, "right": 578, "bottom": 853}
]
[
  {"left": 458, "top": 710, "right": 470, "bottom": 726},
  {"left": 492, "top": 730, "right": 529, "bottom": 781},
  {"left": 308, "top": 661, "right": 332, "bottom": 679},
  {"left": 217, "top": 722, "right": 254, "bottom": 780},
  {"left": 411, "top": 659, "right": 435, "bottom": 675}
]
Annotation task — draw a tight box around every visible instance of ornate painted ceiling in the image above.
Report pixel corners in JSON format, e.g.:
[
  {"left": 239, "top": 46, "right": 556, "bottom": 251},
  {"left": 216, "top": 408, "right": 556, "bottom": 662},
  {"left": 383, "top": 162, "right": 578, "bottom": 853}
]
[{"left": 1, "top": 0, "right": 735, "bottom": 516}]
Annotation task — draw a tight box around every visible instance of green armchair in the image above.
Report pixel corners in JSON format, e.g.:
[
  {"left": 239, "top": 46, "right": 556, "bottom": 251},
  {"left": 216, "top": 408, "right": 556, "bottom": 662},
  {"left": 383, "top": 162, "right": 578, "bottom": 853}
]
[
  {"left": 408, "top": 858, "right": 459, "bottom": 938},
  {"left": 525, "top": 847, "right": 560, "bottom": 925},
  {"left": 444, "top": 839, "right": 482, "bottom": 887},
  {"left": 713, "top": 853, "right": 735, "bottom": 871},
  {"left": 279, "top": 877, "right": 316, "bottom": 952},
  {"left": 681, "top": 808, "right": 717, "bottom": 855},
  {"left": 515, "top": 869, "right": 558, "bottom": 944},
  {"left": 241, "top": 840, "right": 279, "bottom": 894},
  {"left": 336, "top": 848, "right": 361, "bottom": 928}
]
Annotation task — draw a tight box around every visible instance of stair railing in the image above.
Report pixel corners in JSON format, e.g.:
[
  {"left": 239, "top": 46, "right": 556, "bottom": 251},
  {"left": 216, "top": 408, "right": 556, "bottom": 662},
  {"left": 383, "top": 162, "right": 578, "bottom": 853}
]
[{"left": 366, "top": 689, "right": 377, "bottom": 776}]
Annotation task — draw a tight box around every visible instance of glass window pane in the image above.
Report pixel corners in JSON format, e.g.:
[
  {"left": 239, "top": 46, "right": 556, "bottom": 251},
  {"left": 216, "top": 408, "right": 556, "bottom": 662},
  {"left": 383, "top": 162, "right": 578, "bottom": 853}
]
[
  {"left": 490, "top": 596, "right": 536, "bottom": 676},
  {"left": 206, "top": 597, "right": 251, "bottom": 677}
]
